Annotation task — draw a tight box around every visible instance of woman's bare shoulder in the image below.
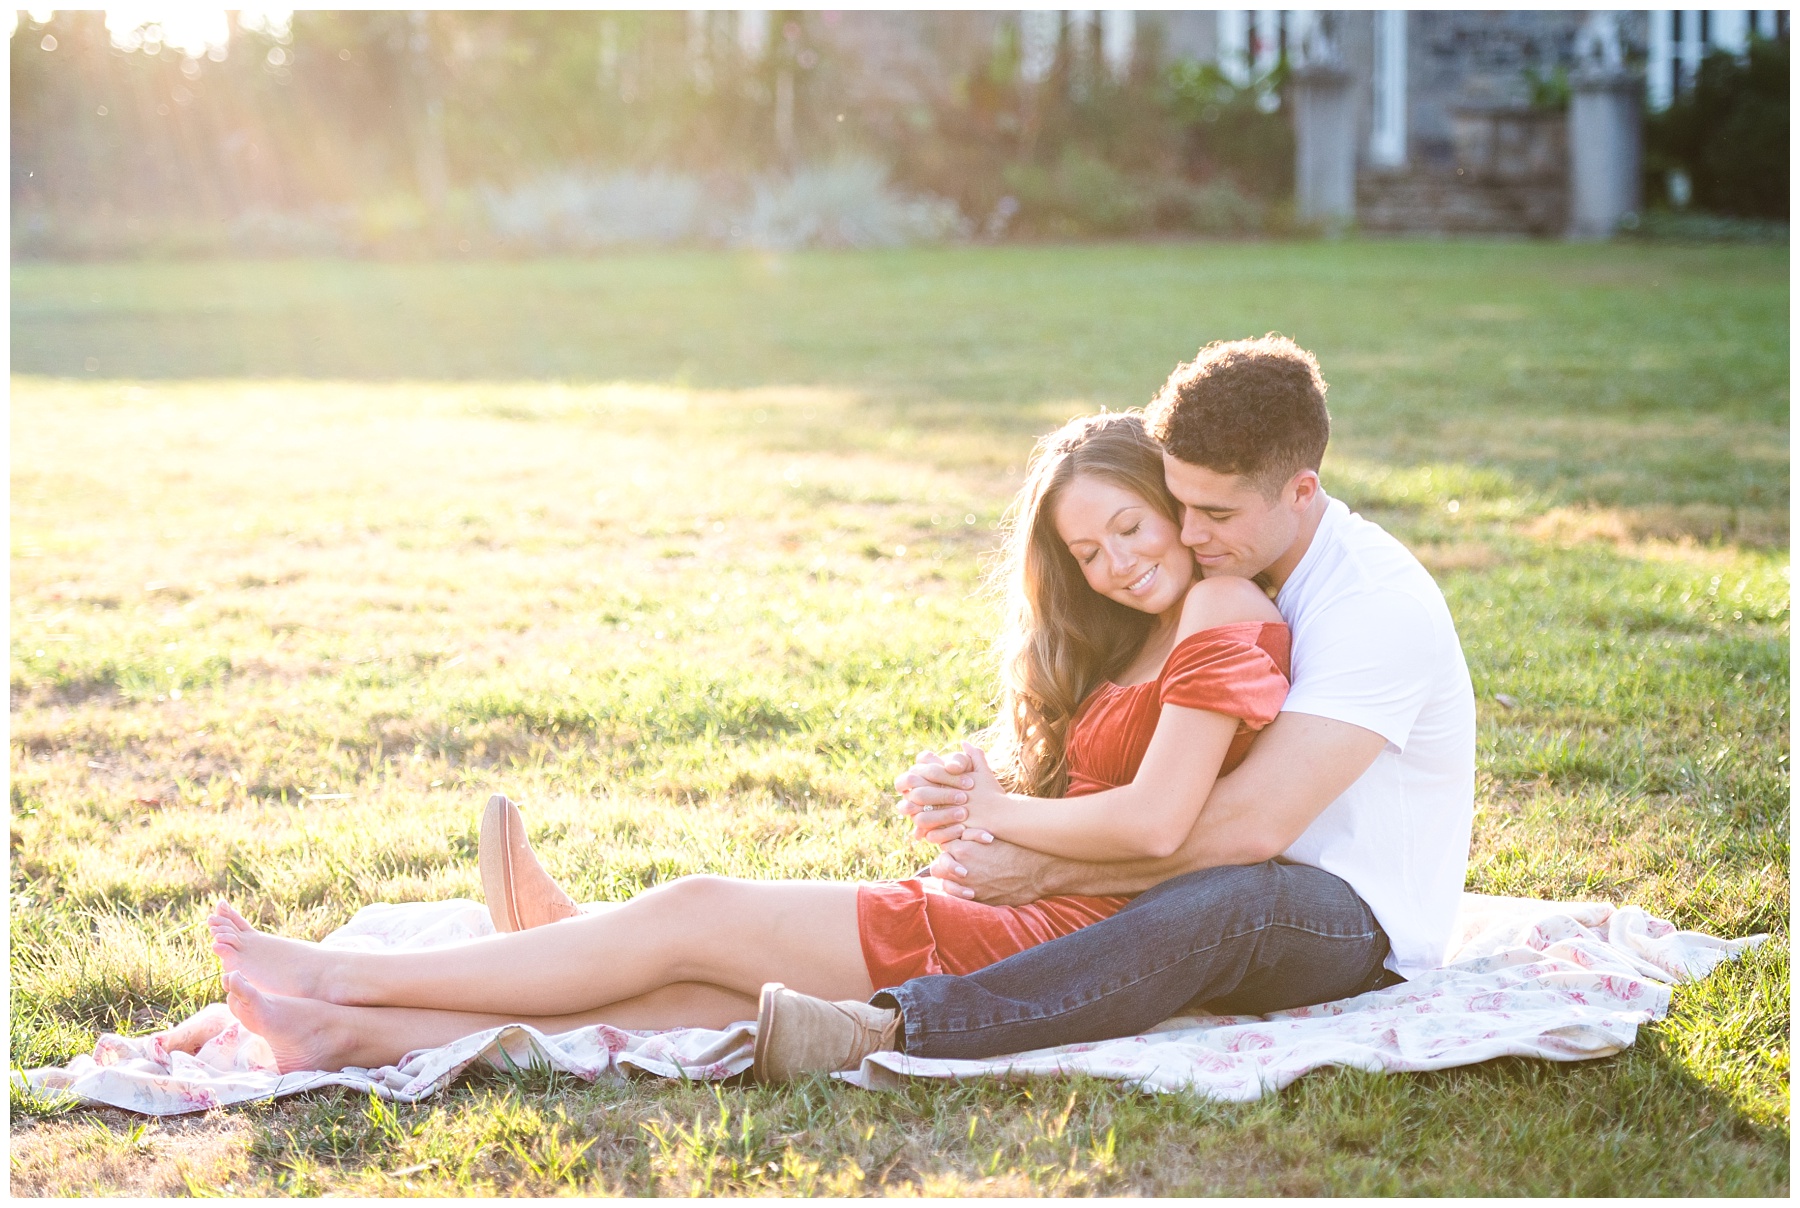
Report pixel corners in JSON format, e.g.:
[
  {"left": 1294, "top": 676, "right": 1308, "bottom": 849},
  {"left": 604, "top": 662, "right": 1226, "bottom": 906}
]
[{"left": 1176, "top": 575, "right": 1282, "bottom": 638}]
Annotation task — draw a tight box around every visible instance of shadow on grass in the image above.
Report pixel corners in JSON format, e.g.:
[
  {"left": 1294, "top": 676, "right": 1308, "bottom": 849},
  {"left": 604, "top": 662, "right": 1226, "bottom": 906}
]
[
  {"left": 10, "top": 1033, "right": 1787, "bottom": 1197},
  {"left": 1247, "top": 1039, "right": 1789, "bottom": 1196},
  {"left": 11, "top": 246, "right": 1789, "bottom": 521}
]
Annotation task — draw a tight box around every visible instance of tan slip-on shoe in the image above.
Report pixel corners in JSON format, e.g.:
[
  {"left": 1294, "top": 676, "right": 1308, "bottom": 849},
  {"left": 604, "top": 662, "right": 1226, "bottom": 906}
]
[
  {"left": 478, "top": 793, "right": 579, "bottom": 933},
  {"left": 752, "top": 982, "right": 902, "bottom": 1083}
]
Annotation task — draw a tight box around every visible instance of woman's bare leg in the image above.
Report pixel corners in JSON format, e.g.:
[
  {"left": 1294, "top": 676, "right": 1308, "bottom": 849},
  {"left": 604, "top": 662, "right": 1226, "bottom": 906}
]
[
  {"left": 210, "top": 876, "right": 874, "bottom": 1015},
  {"left": 225, "top": 972, "right": 758, "bottom": 1073}
]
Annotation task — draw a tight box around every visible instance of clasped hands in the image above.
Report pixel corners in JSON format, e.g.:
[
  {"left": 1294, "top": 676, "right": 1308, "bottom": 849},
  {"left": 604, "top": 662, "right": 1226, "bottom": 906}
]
[
  {"left": 893, "top": 741, "right": 1002, "bottom": 847},
  {"left": 892, "top": 742, "right": 1047, "bottom": 905}
]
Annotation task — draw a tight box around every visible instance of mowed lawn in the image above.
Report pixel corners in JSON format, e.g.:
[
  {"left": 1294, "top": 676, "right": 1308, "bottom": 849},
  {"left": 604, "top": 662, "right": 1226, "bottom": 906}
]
[{"left": 10, "top": 243, "right": 1788, "bottom": 1196}]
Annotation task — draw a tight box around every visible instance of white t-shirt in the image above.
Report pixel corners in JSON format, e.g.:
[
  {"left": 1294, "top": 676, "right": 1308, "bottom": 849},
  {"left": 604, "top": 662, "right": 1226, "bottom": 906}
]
[{"left": 1274, "top": 496, "right": 1476, "bottom": 977}]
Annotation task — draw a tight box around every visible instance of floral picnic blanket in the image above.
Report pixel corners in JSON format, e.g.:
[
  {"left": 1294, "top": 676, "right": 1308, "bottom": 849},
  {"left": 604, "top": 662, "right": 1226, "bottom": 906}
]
[{"left": 15, "top": 894, "right": 1764, "bottom": 1115}]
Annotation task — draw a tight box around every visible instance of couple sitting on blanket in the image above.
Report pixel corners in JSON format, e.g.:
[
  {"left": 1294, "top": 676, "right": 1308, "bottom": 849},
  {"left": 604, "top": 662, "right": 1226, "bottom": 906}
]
[{"left": 207, "top": 335, "right": 1476, "bottom": 1080}]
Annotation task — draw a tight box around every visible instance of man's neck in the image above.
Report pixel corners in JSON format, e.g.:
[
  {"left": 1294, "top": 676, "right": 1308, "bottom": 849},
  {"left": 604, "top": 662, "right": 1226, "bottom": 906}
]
[{"left": 1258, "top": 490, "right": 1331, "bottom": 595}]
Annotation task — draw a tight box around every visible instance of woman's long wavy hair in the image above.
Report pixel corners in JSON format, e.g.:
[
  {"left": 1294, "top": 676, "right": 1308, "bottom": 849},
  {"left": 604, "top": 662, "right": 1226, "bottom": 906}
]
[{"left": 981, "top": 410, "right": 1183, "bottom": 799}]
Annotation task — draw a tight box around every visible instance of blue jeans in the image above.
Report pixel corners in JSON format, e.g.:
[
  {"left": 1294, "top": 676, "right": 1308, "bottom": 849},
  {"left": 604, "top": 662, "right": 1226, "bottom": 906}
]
[{"left": 873, "top": 860, "right": 1395, "bottom": 1060}]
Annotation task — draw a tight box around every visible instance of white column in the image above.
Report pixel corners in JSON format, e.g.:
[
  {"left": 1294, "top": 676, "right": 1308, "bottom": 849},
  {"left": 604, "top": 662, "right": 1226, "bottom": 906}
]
[
  {"left": 736, "top": 10, "right": 769, "bottom": 62},
  {"left": 1100, "top": 9, "right": 1135, "bottom": 81},
  {"left": 1217, "top": 11, "right": 1251, "bottom": 86},
  {"left": 1754, "top": 11, "right": 1780, "bottom": 39},
  {"left": 1568, "top": 71, "right": 1644, "bottom": 239},
  {"left": 597, "top": 15, "right": 620, "bottom": 85},
  {"left": 1293, "top": 64, "right": 1357, "bottom": 230},
  {"left": 687, "top": 10, "right": 713, "bottom": 92},
  {"left": 1020, "top": 10, "right": 1061, "bottom": 84},
  {"left": 1678, "top": 10, "right": 1704, "bottom": 90},
  {"left": 1647, "top": 9, "right": 1674, "bottom": 110},
  {"left": 1370, "top": 10, "right": 1408, "bottom": 168},
  {"left": 1253, "top": 9, "right": 1281, "bottom": 78},
  {"left": 1710, "top": 10, "right": 1750, "bottom": 54},
  {"left": 1067, "top": 8, "right": 1094, "bottom": 66},
  {"left": 1574, "top": 11, "right": 1625, "bottom": 70},
  {"left": 1284, "top": 9, "right": 1315, "bottom": 68}
]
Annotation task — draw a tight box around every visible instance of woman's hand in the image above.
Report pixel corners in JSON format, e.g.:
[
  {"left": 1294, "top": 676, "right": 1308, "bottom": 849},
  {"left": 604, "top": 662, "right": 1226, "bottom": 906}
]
[
  {"left": 900, "top": 743, "right": 1005, "bottom": 845},
  {"left": 894, "top": 748, "right": 975, "bottom": 845}
]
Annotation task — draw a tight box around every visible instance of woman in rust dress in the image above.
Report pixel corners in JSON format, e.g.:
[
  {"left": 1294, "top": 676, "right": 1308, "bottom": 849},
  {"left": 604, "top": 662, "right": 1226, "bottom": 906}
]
[{"left": 203, "top": 411, "right": 1290, "bottom": 1074}]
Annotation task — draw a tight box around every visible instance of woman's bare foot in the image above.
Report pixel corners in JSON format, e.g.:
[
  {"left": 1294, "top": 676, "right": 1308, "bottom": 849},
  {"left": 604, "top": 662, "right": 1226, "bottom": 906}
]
[
  {"left": 207, "top": 901, "right": 342, "bottom": 1002},
  {"left": 224, "top": 972, "right": 361, "bottom": 1073}
]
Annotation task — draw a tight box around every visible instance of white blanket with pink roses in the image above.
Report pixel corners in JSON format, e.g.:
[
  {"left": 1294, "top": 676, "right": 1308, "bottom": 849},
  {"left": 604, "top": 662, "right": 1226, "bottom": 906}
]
[{"left": 15, "top": 893, "right": 1764, "bottom": 1115}]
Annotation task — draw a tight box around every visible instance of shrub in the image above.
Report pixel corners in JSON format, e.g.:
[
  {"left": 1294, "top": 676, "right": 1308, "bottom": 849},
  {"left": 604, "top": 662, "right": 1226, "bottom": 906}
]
[
  {"left": 475, "top": 161, "right": 967, "bottom": 253},
  {"left": 482, "top": 171, "right": 709, "bottom": 250},
  {"left": 1004, "top": 150, "right": 1152, "bottom": 235},
  {"left": 1522, "top": 65, "right": 1572, "bottom": 112},
  {"left": 1163, "top": 59, "right": 1295, "bottom": 201},
  {"left": 1619, "top": 209, "right": 1787, "bottom": 243},
  {"left": 1185, "top": 180, "right": 1266, "bottom": 233},
  {"left": 228, "top": 207, "right": 354, "bottom": 256},
  {"left": 1003, "top": 149, "right": 1264, "bottom": 238},
  {"left": 732, "top": 159, "right": 969, "bottom": 251},
  {"left": 1647, "top": 38, "right": 1788, "bottom": 219}
]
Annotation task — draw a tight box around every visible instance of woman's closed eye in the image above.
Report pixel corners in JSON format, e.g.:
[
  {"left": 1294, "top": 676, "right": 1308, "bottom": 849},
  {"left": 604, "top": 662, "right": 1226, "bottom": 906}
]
[{"left": 1075, "top": 523, "right": 1140, "bottom": 565}]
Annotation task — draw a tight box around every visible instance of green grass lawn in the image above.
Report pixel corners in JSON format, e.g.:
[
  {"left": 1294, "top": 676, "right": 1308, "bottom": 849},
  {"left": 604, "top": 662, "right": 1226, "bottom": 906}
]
[{"left": 10, "top": 242, "right": 1789, "bottom": 1195}]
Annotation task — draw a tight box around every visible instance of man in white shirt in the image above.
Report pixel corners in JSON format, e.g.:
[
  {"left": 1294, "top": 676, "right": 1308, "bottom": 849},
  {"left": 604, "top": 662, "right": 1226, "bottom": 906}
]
[{"left": 755, "top": 334, "right": 1477, "bottom": 1079}]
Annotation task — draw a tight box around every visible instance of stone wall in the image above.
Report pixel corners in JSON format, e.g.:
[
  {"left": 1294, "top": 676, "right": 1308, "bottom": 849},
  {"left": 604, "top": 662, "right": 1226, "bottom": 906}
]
[
  {"left": 1406, "top": 10, "right": 1646, "bottom": 167},
  {"left": 1357, "top": 172, "right": 1567, "bottom": 237},
  {"left": 1356, "top": 11, "right": 1646, "bottom": 237}
]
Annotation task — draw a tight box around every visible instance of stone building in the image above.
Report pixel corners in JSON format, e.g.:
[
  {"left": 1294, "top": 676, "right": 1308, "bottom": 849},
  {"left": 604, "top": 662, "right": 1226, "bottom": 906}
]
[
  {"left": 1140, "top": 10, "right": 1785, "bottom": 235},
  {"left": 788, "top": 9, "right": 1789, "bottom": 237}
]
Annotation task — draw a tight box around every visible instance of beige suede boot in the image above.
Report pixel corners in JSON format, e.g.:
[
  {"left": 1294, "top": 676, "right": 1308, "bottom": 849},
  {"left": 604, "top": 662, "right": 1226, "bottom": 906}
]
[
  {"left": 479, "top": 793, "right": 579, "bottom": 933},
  {"left": 752, "top": 982, "right": 902, "bottom": 1083}
]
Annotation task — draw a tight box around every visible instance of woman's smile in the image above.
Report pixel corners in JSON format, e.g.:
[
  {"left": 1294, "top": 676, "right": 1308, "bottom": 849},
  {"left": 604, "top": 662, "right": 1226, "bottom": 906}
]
[{"left": 1052, "top": 474, "right": 1194, "bottom": 617}]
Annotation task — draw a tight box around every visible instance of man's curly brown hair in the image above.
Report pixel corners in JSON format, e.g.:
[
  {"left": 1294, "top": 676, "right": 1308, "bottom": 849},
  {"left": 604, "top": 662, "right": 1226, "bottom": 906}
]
[{"left": 1145, "top": 334, "right": 1330, "bottom": 497}]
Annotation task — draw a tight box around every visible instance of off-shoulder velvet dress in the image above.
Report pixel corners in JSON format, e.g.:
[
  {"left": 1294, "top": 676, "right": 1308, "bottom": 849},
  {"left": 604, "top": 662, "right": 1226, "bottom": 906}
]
[{"left": 857, "top": 619, "right": 1292, "bottom": 989}]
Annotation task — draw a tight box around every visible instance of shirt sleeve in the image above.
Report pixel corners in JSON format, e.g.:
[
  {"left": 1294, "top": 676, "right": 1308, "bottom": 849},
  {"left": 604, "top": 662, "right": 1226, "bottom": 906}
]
[
  {"left": 1159, "top": 628, "right": 1290, "bottom": 730},
  {"left": 1279, "top": 588, "right": 1435, "bottom": 752}
]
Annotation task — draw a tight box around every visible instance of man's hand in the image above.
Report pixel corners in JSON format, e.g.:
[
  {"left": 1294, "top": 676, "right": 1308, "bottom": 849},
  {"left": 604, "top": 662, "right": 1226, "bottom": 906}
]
[{"left": 927, "top": 837, "right": 1051, "bottom": 906}]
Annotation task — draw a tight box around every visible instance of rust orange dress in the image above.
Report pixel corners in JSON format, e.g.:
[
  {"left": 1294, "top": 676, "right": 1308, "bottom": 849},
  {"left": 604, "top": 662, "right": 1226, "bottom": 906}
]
[{"left": 857, "top": 620, "right": 1292, "bottom": 989}]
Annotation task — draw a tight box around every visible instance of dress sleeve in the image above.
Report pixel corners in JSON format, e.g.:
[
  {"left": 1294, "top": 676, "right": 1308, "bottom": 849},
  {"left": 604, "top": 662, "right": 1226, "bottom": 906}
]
[{"left": 1159, "top": 626, "right": 1291, "bottom": 731}]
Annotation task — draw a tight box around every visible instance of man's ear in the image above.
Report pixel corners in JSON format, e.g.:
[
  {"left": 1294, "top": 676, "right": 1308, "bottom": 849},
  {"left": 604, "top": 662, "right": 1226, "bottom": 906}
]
[{"left": 1287, "top": 469, "right": 1321, "bottom": 511}]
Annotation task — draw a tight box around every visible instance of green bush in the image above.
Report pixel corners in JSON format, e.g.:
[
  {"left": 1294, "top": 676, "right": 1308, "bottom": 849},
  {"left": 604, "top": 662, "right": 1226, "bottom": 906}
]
[
  {"left": 1003, "top": 151, "right": 1149, "bottom": 235},
  {"left": 1647, "top": 38, "right": 1788, "bottom": 219},
  {"left": 1522, "top": 66, "right": 1571, "bottom": 112},
  {"left": 1620, "top": 209, "right": 1788, "bottom": 243},
  {"left": 1163, "top": 59, "right": 1295, "bottom": 202},
  {"left": 1186, "top": 180, "right": 1267, "bottom": 233},
  {"left": 1002, "top": 149, "right": 1263, "bottom": 237}
]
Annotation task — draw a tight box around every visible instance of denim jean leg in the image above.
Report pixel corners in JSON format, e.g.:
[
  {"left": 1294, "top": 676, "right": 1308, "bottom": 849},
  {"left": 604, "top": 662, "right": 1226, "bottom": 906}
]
[{"left": 874, "top": 861, "right": 1390, "bottom": 1061}]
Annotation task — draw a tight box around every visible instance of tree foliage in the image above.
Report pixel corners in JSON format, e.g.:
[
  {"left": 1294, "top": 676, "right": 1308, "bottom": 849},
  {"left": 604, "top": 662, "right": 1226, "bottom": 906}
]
[
  {"left": 12, "top": 10, "right": 1291, "bottom": 253},
  {"left": 1647, "top": 38, "right": 1789, "bottom": 219}
]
